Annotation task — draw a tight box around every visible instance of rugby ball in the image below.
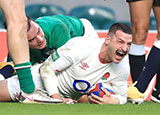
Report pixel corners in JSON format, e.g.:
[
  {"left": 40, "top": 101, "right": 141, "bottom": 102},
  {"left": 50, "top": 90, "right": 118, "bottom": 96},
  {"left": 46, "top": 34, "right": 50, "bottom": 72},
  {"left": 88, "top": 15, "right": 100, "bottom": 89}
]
[{"left": 88, "top": 82, "right": 115, "bottom": 98}]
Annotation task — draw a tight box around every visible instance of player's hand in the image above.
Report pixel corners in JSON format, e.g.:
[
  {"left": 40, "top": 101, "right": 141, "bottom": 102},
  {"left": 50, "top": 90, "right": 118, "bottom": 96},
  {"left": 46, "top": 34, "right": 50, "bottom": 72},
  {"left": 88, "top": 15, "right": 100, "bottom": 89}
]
[
  {"left": 63, "top": 98, "right": 77, "bottom": 104},
  {"left": 77, "top": 95, "right": 89, "bottom": 103},
  {"left": 51, "top": 93, "right": 63, "bottom": 100},
  {"left": 89, "top": 87, "right": 119, "bottom": 104}
]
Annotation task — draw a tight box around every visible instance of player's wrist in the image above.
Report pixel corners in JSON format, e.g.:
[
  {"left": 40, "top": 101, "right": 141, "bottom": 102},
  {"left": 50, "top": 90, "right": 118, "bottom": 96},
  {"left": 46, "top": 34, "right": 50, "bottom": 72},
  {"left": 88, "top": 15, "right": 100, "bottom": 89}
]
[
  {"left": 88, "top": 95, "right": 92, "bottom": 103},
  {"left": 14, "top": 62, "right": 32, "bottom": 70},
  {"left": 77, "top": 95, "right": 89, "bottom": 103},
  {"left": 15, "top": 62, "right": 35, "bottom": 93},
  {"left": 50, "top": 93, "right": 62, "bottom": 100}
]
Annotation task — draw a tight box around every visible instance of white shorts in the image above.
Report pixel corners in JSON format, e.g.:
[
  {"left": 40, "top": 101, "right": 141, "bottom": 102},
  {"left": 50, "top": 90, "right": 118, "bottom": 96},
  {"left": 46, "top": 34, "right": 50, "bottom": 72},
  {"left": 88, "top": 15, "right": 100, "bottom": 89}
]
[
  {"left": 7, "top": 64, "right": 44, "bottom": 101},
  {"left": 80, "top": 18, "right": 99, "bottom": 39}
]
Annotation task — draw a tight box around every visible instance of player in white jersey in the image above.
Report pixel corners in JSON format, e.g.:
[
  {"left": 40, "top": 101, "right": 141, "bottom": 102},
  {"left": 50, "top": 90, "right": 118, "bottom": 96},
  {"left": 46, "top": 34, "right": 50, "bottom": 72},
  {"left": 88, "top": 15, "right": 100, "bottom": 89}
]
[
  {"left": 0, "top": 23, "right": 132, "bottom": 104},
  {"left": 39, "top": 23, "right": 132, "bottom": 104}
]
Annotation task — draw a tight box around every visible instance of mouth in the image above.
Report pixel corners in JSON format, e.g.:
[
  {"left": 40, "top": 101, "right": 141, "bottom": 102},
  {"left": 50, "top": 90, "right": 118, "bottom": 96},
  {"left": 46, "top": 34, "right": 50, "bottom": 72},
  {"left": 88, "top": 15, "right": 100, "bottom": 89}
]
[
  {"left": 115, "top": 50, "right": 127, "bottom": 60},
  {"left": 39, "top": 41, "right": 44, "bottom": 46},
  {"left": 38, "top": 41, "right": 45, "bottom": 48}
]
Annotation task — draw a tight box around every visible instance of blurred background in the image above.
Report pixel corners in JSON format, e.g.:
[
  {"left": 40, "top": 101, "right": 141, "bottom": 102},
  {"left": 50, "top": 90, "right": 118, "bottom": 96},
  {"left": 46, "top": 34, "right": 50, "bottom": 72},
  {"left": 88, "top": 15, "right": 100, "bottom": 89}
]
[{"left": 0, "top": 0, "right": 156, "bottom": 30}]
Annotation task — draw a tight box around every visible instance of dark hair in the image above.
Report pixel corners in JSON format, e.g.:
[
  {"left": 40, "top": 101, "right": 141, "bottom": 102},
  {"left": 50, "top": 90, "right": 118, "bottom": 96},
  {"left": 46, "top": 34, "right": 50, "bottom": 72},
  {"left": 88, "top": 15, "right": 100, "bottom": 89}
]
[
  {"left": 3, "top": 21, "right": 7, "bottom": 30},
  {"left": 4, "top": 16, "right": 34, "bottom": 32},
  {"left": 108, "top": 23, "right": 132, "bottom": 36},
  {"left": 26, "top": 16, "right": 34, "bottom": 32}
]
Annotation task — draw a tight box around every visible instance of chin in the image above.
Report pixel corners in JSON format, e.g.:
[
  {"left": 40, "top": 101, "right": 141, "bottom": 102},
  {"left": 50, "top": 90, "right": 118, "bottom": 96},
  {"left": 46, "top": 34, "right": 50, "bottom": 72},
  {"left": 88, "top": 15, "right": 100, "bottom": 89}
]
[
  {"left": 34, "top": 45, "right": 45, "bottom": 49},
  {"left": 114, "top": 59, "right": 122, "bottom": 64},
  {"left": 39, "top": 42, "right": 46, "bottom": 49},
  {"left": 39, "top": 46, "right": 45, "bottom": 49},
  {"left": 114, "top": 61, "right": 120, "bottom": 64}
]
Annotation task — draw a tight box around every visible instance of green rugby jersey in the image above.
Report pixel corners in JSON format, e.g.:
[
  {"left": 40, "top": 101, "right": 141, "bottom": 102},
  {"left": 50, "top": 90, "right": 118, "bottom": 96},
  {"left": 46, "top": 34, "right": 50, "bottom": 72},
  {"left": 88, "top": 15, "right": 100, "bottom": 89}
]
[
  {"left": 30, "top": 15, "right": 84, "bottom": 65},
  {"left": 7, "top": 15, "right": 84, "bottom": 65}
]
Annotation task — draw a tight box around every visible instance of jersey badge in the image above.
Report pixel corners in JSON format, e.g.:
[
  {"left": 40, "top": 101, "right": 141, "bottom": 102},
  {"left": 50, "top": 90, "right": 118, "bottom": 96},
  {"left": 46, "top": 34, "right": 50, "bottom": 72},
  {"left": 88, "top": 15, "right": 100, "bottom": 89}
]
[
  {"left": 79, "top": 61, "right": 89, "bottom": 70},
  {"left": 51, "top": 50, "right": 60, "bottom": 62}
]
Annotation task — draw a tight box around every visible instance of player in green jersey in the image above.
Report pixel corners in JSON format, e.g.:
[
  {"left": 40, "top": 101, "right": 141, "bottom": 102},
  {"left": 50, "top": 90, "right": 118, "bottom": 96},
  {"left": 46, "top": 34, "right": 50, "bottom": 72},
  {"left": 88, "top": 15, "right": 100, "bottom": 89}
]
[{"left": 7, "top": 15, "right": 98, "bottom": 65}]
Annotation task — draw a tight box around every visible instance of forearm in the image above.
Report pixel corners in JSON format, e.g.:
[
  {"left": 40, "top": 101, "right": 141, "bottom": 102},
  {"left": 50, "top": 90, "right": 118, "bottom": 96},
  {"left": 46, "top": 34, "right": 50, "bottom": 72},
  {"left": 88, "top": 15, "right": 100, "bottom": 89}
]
[
  {"left": 77, "top": 95, "right": 89, "bottom": 103},
  {"left": 40, "top": 61, "right": 59, "bottom": 96},
  {"left": 112, "top": 95, "right": 127, "bottom": 104},
  {"left": 107, "top": 95, "right": 120, "bottom": 104},
  {"left": 50, "top": 93, "right": 62, "bottom": 100},
  {"left": 78, "top": 94, "right": 120, "bottom": 104}
]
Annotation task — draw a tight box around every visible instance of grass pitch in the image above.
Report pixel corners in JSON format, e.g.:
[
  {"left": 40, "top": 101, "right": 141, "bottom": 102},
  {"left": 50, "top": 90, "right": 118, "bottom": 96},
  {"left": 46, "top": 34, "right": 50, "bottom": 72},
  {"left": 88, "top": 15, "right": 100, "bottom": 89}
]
[{"left": 1, "top": 101, "right": 160, "bottom": 115}]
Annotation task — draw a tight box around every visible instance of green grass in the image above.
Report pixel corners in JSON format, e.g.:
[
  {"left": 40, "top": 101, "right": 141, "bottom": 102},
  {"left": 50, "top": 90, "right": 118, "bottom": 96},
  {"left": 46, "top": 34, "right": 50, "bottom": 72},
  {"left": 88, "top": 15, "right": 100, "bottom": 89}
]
[{"left": 1, "top": 101, "right": 160, "bottom": 115}]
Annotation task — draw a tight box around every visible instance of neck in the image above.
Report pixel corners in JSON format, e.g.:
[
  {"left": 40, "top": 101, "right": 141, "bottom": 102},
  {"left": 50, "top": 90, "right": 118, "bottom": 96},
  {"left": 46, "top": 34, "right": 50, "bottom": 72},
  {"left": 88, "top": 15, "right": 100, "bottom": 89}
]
[{"left": 99, "top": 44, "right": 112, "bottom": 63}]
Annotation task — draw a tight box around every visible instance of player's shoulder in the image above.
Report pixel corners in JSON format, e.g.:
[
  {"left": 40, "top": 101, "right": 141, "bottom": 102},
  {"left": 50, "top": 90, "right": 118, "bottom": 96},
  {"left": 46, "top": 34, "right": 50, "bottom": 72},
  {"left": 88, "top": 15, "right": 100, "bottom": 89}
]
[
  {"left": 69, "top": 36, "right": 103, "bottom": 47},
  {"left": 59, "top": 36, "right": 104, "bottom": 55}
]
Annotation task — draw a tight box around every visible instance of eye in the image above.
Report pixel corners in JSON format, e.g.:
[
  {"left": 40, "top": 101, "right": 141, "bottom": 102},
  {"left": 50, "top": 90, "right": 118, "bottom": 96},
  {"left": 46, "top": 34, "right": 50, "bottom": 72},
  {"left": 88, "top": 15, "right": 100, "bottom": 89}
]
[
  {"left": 118, "top": 39, "right": 124, "bottom": 44},
  {"left": 127, "top": 42, "right": 132, "bottom": 47},
  {"left": 37, "top": 28, "right": 40, "bottom": 34},
  {"left": 29, "top": 38, "right": 35, "bottom": 42}
]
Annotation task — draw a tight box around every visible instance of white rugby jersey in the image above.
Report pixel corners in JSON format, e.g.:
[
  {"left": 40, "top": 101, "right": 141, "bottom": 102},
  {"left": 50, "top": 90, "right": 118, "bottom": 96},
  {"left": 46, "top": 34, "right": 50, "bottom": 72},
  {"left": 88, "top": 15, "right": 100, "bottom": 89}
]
[{"left": 41, "top": 36, "right": 130, "bottom": 104}]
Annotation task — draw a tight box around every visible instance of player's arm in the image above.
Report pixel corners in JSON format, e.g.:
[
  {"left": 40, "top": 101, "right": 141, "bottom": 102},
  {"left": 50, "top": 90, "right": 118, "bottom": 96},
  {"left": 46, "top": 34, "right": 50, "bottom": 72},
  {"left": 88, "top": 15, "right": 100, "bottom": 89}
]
[
  {"left": 77, "top": 90, "right": 120, "bottom": 104},
  {"left": 88, "top": 81, "right": 128, "bottom": 104},
  {"left": 40, "top": 37, "right": 84, "bottom": 100},
  {"left": 39, "top": 49, "right": 74, "bottom": 99},
  {"left": 40, "top": 58, "right": 61, "bottom": 99},
  {"left": 77, "top": 95, "right": 89, "bottom": 103},
  {"left": 109, "top": 69, "right": 129, "bottom": 104},
  {"left": 111, "top": 83, "right": 128, "bottom": 104}
]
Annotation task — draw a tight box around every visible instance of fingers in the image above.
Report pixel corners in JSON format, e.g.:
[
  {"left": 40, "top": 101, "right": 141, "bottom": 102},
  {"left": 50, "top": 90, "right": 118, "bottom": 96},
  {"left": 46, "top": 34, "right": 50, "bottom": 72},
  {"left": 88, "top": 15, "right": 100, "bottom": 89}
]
[
  {"left": 90, "top": 93, "right": 102, "bottom": 104},
  {"left": 101, "top": 87, "right": 111, "bottom": 96},
  {"left": 89, "top": 87, "right": 114, "bottom": 104},
  {"left": 63, "top": 98, "right": 76, "bottom": 104}
]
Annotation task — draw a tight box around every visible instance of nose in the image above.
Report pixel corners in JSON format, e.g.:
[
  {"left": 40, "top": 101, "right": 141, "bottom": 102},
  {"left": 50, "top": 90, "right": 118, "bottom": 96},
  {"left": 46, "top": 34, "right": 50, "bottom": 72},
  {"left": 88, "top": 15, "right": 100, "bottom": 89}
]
[
  {"left": 122, "top": 44, "right": 129, "bottom": 51},
  {"left": 36, "top": 35, "right": 43, "bottom": 42}
]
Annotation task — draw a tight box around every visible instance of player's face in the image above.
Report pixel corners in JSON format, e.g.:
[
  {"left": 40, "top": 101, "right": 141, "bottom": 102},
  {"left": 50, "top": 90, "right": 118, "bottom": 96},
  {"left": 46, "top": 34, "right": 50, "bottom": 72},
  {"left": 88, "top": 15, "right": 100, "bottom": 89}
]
[
  {"left": 107, "top": 30, "right": 132, "bottom": 63},
  {"left": 27, "top": 20, "right": 46, "bottom": 49}
]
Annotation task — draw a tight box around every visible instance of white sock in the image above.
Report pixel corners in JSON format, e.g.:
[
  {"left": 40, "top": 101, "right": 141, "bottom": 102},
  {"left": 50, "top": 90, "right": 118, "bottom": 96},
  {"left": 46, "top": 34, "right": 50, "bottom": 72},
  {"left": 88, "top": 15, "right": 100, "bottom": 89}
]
[
  {"left": 0, "top": 74, "right": 5, "bottom": 80},
  {"left": 154, "top": 39, "right": 160, "bottom": 49},
  {"left": 129, "top": 44, "right": 145, "bottom": 55}
]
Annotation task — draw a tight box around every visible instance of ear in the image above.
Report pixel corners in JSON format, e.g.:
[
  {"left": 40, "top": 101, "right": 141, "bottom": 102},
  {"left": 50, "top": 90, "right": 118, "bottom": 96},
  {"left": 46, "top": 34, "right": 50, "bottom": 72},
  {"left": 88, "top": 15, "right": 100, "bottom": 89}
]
[{"left": 104, "top": 35, "right": 110, "bottom": 45}]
